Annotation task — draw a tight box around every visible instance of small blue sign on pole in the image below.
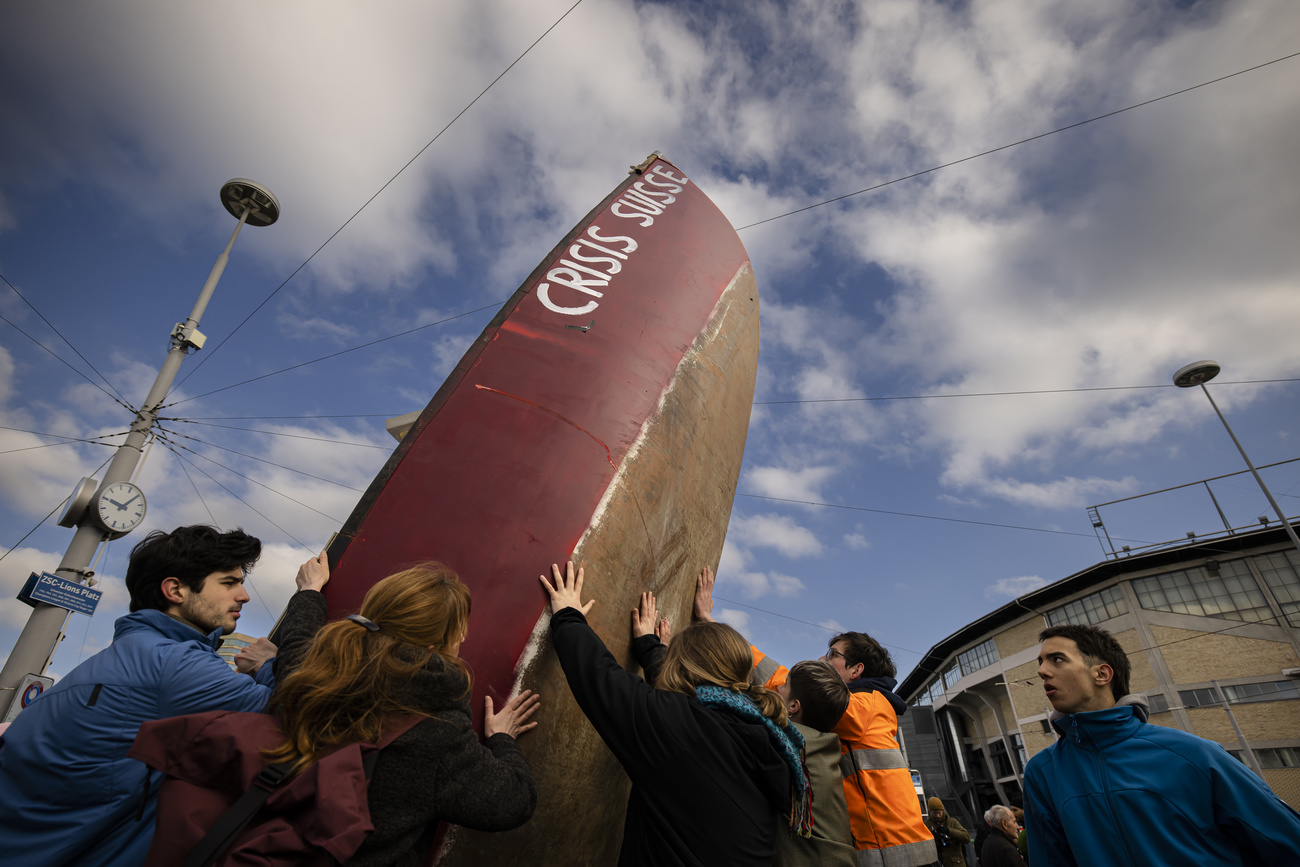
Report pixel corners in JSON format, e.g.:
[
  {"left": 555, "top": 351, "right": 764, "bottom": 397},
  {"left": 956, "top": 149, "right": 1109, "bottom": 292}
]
[{"left": 17, "top": 571, "right": 102, "bottom": 616}]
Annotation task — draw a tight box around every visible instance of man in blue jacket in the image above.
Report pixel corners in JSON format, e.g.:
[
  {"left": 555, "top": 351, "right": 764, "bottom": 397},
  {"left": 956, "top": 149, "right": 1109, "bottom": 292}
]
[
  {"left": 0, "top": 525, "right": 330, "bottom": 867},
  {"left": 1023, "top": 623, "right": 1300, "bottom": 866}
]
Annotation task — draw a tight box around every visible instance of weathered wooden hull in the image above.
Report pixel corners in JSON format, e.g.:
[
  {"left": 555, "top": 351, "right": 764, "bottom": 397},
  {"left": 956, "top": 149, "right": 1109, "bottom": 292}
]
[{"left": 323, "top": 156, "right": 760, "bottom": 865}]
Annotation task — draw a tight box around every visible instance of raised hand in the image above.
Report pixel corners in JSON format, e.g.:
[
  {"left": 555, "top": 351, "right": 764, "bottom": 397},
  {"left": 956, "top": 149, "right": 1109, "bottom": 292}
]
[
  {"left": 484, "top": 689, "right": 541, "bottom": 739},
  {"left": 538, "top": 561, "right": 595, "bottom": 616},
  {"left": 295, "top": 551, "right": 330, "bottom": 592},
  {"left": 655, "top": 617, "right": 672, "bottom": 646},
  {"left": 631, "top": 591, "right": 659, "bottom": 639},
  {"left": 694, "top": 566, "right": 717, "bottom": 623}
]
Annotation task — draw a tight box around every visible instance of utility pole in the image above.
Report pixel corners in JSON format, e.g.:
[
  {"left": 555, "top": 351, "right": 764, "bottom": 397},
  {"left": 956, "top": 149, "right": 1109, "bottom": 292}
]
[{"left": 0, "top": 180, "right": 280, "bottom": 711}]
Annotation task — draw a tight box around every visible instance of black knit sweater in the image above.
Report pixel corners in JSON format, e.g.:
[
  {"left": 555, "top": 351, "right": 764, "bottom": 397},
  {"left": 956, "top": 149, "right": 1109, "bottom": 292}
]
[{"left": 274, "top": 592, "right": 538, "bottom": 866}]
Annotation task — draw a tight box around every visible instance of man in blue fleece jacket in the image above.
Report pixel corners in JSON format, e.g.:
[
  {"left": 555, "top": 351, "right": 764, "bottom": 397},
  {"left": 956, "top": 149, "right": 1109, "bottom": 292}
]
[
  {"left": 0, "top": 525, "right": 330, "bottom": 867},
  {"left": 1023, "top": 623, "right": 1300, "bottom": 866}
]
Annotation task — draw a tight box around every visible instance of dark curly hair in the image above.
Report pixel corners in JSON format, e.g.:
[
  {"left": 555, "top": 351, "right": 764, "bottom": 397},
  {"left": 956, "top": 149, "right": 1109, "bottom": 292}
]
[
  {"left": 1039, "top": 624, "right": 1131, "bottom": 701},
  {"left": 830, "top": 631, "right": 896, "bottom": 679},
  {"left": 125, "top": 525, "right": 261, "bottom": 612}
]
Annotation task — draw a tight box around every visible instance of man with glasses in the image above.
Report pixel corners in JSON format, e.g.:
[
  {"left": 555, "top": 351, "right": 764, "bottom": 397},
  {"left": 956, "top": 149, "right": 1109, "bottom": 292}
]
[{"left": 696, "top": 568, "right": 935, "bottom": 867}]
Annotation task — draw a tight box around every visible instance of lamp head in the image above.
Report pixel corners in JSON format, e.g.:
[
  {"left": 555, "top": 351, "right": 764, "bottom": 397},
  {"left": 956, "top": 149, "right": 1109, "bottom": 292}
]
[
  {"left": 220, "top": 178, "right": 280, "bottom": 227},
  {"left": 1172, "top": 360, "right": 1220, "bottom": 388}
]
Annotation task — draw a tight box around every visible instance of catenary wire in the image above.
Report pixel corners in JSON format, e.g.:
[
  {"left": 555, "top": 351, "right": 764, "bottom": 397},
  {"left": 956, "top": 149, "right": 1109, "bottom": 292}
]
[
  {"left": 713, "top": 594, "right": 922, "bottom": 655},
  {"left": 155, "top": 432, "right": 346, "bottom": 524},
  {"left": 0, "top": 454, "right": 114, "bottom": 564},
  {"left": 1, "top": 270, "right": 130, "bottom": 405},
  {"left": 752, "top": 378, "right": 1300, "bottom": 405},
  {"left": 737, "top": 493, "right": 1146, "bottom": 542},
  {"left": 162, "top": 303, "right": 500, "bottom": 408},
  {"left": 735, "top": 50, "right": 1300, "bottom": 231},
  {"left": 159, "top": 441, "right": 314, "bottom": 552},
  {"left": 0, "top": 310, "right": 134, "bottom": 412},
  {"left": 173, "top": 0, "right": 587, "bottom": 392},
  {"left": 164, "top": 419, "right": 391, "bottom": 450},
  {"left": 157, "top": 424, "right": 365, "bottom": 492}
]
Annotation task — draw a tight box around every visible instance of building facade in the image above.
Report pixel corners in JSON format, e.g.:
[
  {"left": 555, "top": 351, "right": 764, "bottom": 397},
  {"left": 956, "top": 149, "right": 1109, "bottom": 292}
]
[
  {"left": 896, "top": 525, "right": 1300, "bottom": 828},
  {"left": 215, "top": 632, "right": 255, "bottom": 670}
]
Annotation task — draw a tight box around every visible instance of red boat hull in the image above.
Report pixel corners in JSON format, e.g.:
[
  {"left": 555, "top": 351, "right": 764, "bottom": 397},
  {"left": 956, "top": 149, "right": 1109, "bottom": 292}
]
[{"left": 324, "top": 157, "right": 760, "bottom": 864}]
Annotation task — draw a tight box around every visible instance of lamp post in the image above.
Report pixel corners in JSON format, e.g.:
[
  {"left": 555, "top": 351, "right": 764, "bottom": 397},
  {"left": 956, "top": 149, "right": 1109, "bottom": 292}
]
[
  {"left": 1172, "top": 360, "right": 1300, "bottom": 555},
  {"left": 0, "top": 180, "right": 280, "bottom": 706}
]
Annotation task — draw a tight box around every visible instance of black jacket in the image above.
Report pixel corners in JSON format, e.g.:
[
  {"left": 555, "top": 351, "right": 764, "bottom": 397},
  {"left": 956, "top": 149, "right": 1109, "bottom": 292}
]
[
  {"left": 982, "top": 827, "right": 1027, "bottom": 867},
  {"left": 276, "top": 594, "right": 538, "bottom": 867},
  {"left": 551, "top": 608, "right": 791, "bottom": 867}
]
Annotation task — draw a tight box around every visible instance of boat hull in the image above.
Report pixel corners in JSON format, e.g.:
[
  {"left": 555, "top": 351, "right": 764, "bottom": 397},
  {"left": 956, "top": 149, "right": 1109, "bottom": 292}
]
[{"left": 323, "top": 157, "right": 759, "bottom": 864}]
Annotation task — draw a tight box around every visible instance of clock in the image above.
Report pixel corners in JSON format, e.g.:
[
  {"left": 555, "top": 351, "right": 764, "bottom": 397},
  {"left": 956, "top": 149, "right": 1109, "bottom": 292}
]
[
  {"left": 95, "top": 481, "right": 147, "bottom": 535},
  {"left": 58, "top": 477, "right": 100, "bottom": 528}
]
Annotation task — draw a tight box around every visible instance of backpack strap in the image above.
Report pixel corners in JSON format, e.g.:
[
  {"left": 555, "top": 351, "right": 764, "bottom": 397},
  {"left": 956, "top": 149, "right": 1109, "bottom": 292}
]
[
  {"left": 182, "top": 715, "right": 425, "bottom": 867},
  {"left": 182, "top": 761, "right": 295, "bottom": 867}
]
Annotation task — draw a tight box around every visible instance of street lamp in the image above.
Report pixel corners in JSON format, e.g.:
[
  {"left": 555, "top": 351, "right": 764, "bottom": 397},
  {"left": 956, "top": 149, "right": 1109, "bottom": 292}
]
[
  {"left": 1172, "top": 360, "right": 1300, "bottom": 555},
  {"left": 0, "top": 180, "right": 280, "bottom": 709}
]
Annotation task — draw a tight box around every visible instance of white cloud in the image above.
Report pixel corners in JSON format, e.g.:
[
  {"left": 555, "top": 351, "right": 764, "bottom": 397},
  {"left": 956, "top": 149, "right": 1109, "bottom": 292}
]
[
  {"left": 715, "top": 607, "right": 751, "bottom": 636},
  {"left": 985, "top": 575, "right": 1049, "bottom": 599},
  {"left": 728, "top": 513, "right": 823, "bottom": 558},
  {"left": 744, "top": 465, "right": 837, "bottom": 502},
  {"left": 843, "top": 532, "right": 870, "bottom": 550}
]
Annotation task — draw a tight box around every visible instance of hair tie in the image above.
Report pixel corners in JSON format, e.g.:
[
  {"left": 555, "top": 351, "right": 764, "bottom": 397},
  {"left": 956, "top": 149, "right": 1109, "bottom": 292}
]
[
  {"left": 734, "top": 681, "right": 751, "bottom": 692},
  {"left": 348, "top": 614, "right": 381, "bottom": 632}
]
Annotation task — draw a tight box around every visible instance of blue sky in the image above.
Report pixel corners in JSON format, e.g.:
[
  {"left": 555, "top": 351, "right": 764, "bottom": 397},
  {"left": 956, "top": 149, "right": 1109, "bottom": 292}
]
[{"left": 2, "top": 0, "right": 1298, "bottom": 682}]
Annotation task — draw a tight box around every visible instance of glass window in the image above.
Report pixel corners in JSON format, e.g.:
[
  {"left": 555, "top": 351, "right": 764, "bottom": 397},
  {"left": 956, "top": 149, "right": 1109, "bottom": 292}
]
[
  {"left": 1230, "top": 747, "right": 1300, "bottom": 769},
  {"left": 1178, "top": 687, "right": 1222, "bottom": 709},
  {"left": 1133, "top": 562, "right": 1273, "bottom": 623},
  {"left": 943, "top": 662, "right": 962, "bottom": 689},
  {"left": 957, "top": 638, "right": 1000, "bottom": 677},
  {"left": 1046, "top": 585, "right": 1128, "bottom": 627},
  {"left": 928, "top": 680, "right": 945, "bottom": 704},
  {"left": 1221, "top": 680, "right": 1299, "bottom": 705},
  {"left": 1011, "top": 733, "right": 1027, "bottom": 771},
  {"left": 1252, "top": 550, "right": 1300, "bottom": 628},
  {"left": 1148, "top": 693, "right": 1170, "bottom": 714}
]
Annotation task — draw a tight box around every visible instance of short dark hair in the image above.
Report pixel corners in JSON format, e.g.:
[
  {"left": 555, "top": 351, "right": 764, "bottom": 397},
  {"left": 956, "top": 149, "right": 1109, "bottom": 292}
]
[
  {"left": 786, "top": 660, "right": 850, "bottom": 732},
  {"left": 1038, "top": 624, "right": 1130, "bottom": 701},
  {"left": 830, "top": 631, "right": 896, "bottom": 679},
  {"left": 125, "top": 526, "right": 261, "bottom": 612}
]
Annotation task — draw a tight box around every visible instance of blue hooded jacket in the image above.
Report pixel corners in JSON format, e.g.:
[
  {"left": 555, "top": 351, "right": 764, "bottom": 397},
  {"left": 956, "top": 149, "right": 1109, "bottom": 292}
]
[
  {"left": 1023, "top": 696, "right": 1300, "bottom": 867},
  {"left": 0, "top": 608, "right": 280, "bottom": 867}
]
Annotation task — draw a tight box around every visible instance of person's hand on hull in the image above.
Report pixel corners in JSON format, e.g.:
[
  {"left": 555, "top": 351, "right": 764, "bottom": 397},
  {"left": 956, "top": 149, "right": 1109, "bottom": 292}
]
[
  {"left": 233, "top": 637, "right": 277, "bottom": 675},
  {"left": 484, "top": 689, "right": 541, "bottom": 739},
  {"left": 631, "top": 591, "right": 660, "bottom": 640},
  {"left": 539, "top": 561, "right": 595, "bottom": 615},
  {"left": 296, "top": 552, "right": 330, "bottom": 593},
  {"left": 655, "top": 617, "right": 672, "bottom": 646},
  {"left": 694, "top": 566, "right": 717, "bottom": 623}
]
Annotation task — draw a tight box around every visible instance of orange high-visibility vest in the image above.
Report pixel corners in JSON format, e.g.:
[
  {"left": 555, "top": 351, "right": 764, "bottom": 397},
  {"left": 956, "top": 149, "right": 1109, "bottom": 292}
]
[{"left": 751, "top": 648, "right": 936, "bottom": 867}]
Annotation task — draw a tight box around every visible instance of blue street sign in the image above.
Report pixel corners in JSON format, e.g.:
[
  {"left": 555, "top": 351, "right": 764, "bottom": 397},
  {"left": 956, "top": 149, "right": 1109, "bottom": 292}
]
[{"left": 17, "top": 571, "right": 102, "bottom": 616}]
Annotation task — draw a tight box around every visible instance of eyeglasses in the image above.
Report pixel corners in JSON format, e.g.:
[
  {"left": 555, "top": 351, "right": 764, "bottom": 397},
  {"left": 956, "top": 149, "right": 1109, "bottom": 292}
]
[{"left": 825, "top": 648, "right": 848, "bottom": 662}]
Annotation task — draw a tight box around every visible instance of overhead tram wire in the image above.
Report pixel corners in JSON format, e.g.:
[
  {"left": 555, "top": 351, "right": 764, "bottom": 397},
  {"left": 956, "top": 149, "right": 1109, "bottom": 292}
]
[
  {"left": 0, "top": 307, "right": 134, "bottom": 413},
  {"left": 712, "top": 595, "right": 922, "bottom": 656},
  {"left": 160, "top": 303, "right": 501, "bottom": 409},
  {"left": 0, "top": 454, "right": 115, "bottom": 565},
  {"left": 154, "top": 430, "right": 346, "bottom": 524},
  {"left": 156, "top": 424, "right": 366, "bottom": 492},
  {"left": 734, "top": 50, "right": 1300, "bottom": 232},
  {"left": 1, "top": 271, "right": 132, "bottom": 407},
  {"left": 752, "top": 378, "right": 1300, "bottom": 406},
  {"left": 738, "top": 492, "right": 1146, "bottom": 543},
  {"left": 164, "top": 419, "right": 391, "bottom": 450},
  {"left": 158, "top": 440, "right": 315, "bottom": 552},
  {"left": 172, "top": 0, "right": 588, "bottom": 394}
]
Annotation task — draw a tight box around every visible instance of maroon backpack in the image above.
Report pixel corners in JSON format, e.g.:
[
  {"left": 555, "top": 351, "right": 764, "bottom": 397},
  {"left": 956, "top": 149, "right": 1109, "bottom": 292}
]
[{"left": 129, "top": 710, "right": 421, "bottom": 867}]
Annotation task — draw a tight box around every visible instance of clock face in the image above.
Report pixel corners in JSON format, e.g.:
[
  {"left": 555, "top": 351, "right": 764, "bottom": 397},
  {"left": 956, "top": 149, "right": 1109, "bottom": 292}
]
[{"left": 96, "top": 482, "right": 147, "bottom": 533}]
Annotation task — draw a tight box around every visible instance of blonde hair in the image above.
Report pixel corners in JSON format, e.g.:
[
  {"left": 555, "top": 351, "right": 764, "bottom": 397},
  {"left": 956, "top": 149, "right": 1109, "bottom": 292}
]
[
  {"left": 265, "top": 563, "right": 471, "bottom": 774},
  {"left": 656, "top": 621, "right": 787, "bottom": 726}
]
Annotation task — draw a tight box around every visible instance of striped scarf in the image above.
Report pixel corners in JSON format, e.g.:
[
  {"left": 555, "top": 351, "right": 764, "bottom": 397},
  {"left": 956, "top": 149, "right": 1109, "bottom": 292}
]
[{"left": 694, "top": 685, "right": 814, "bottom": 837}]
